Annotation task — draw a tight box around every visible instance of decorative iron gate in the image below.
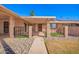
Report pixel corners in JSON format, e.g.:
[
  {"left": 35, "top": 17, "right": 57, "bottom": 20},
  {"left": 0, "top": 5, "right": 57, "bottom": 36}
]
[{"left": 14, "top": 26, "right": 28, "bottom": 37}]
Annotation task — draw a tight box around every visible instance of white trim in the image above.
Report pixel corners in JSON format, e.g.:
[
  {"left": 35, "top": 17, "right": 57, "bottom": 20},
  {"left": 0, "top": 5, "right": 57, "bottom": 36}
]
[
  {"left": 50, "top": 21, "right": 79, "bottom": 24},
  {"left": 21, "top": 16, "right": 56, "bottom": 18}
]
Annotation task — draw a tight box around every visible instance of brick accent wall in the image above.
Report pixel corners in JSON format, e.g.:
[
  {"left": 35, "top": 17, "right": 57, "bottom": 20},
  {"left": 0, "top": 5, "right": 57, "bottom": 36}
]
[
  {"left": 54, "top": 26, "right": 79, "bottom": 36},
  {"left": 68, "top": 27, "right": 79, "bottom": 36}
]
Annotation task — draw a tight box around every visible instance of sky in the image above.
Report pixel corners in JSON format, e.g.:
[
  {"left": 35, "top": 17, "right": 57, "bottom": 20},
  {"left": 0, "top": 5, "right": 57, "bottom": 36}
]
[{"left": 3, "top": 4, "right": 79, "bottom": 20}]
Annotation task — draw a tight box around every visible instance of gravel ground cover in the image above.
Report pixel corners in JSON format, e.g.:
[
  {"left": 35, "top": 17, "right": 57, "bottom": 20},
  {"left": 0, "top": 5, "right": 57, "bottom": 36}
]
[
  {"left": 2, "top": 38, "right": 34, "bottom": 54},
  {"left": 0, "top": 41, "right": 5, "bottom": 54}
]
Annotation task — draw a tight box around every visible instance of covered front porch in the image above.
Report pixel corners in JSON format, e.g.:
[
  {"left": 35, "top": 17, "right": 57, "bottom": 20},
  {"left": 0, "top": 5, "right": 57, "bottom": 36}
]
[
  {"left": 21, "top": 17, "right": 56, "bottom": 37},
  {"left": 0, "top": 14, "right": 33, "bottom": 38},
  {"left": 0, "top": 5, "right": 32, "bottom": 38}
]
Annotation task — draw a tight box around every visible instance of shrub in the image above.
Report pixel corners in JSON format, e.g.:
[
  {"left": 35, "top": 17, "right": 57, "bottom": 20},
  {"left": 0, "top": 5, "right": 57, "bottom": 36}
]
[{"left": 51, "top": 32, "right": 63, "bottom": 37}]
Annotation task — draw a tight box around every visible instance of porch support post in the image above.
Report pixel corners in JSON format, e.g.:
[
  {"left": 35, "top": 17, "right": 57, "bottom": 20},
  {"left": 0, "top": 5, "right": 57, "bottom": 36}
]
[
  {"left": 29, "top": 25, "right": 32, "bottom": 38},
  {"left": 64, "top": 26, "right": 68, "bottom": 38},
  {"left": 35, "top": 24, "right": 38, "bottom": 32},
  {"left": 9, "top": 16, "right": 15, "bottom": 38},
  {"left": 42, "top": 24, "right": 45, "bottom": 32},
  {"left": 27, "top": 24, "right": 29, "bottom": 32},
  {"left": 47, "top": 23, "right": 51, "bottom": 37}
]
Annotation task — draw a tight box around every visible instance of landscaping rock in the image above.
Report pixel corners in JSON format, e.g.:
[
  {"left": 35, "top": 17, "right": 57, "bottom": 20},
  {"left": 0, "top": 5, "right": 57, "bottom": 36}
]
[{"left": 3, "top": 38, "right": 34, "bottom": 54}]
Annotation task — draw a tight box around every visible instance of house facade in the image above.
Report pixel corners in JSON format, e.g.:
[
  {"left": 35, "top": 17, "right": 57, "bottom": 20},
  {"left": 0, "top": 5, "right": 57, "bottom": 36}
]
[{"left": 0, "top": 5, "right": 79, "bottom": 38}]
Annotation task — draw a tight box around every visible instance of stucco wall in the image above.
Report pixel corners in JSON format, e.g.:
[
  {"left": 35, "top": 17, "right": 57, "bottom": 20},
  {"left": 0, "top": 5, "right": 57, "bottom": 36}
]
[{"left": 15, "top": 18, "right": 25, "bottom": 27}]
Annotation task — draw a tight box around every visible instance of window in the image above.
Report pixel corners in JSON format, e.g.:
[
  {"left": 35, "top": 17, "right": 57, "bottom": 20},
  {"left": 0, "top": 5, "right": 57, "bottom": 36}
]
[
  {"left": 4, "top": 21, "right": 9, "bottom": 33},
  {"left": 50, "top": 23, "right": 56, "bottom": 29}
]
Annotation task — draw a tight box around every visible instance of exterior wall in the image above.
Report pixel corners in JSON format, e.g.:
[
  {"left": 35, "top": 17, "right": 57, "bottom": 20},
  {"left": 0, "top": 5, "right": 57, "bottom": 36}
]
[
  {"left": 0, "top": 18, "right": 9, "bottom": 34},
  {"left": 32, "top": 24, "right": 47, "bottom": 35},
  {"left": 36, "top": 24, "right": 57, "bottom": 34},
  {"left": 51, "top": 28, "right": 57, "bottom": 33},
  {"left": 0, "top": 18, "right": 27, "bottom": 34},
  {"left": 32, "top": 23, "right": 57, "bottom": 36},
  {"left": 56, "top": 23, "right": 63, "bottom": 29},
  {"left": 32, "top": 24, "right": 47, "bottom": 32},
  {"left": 15, "top": 18, "right": 25, "bottom": 27}
]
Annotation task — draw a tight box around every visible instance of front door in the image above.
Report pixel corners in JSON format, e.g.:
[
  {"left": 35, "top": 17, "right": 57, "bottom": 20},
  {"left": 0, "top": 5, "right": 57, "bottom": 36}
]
[
  {"left": 38, "top": 24, "right": 42, "bottom": 32},
  {"left": 4, "top": 21, "right": 9, "bottom": 34}
]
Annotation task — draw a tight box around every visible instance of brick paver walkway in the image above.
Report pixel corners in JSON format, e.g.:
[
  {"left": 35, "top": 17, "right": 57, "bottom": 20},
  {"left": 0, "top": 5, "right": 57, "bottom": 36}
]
[{"left": 28, "top": 36, "right": 47, "bottom": 54}]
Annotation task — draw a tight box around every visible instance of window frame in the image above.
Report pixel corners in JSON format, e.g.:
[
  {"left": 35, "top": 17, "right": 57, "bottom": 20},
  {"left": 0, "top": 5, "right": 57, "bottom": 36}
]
[{"left": 50, "top": 23, "right": 57, "bottom": 29}]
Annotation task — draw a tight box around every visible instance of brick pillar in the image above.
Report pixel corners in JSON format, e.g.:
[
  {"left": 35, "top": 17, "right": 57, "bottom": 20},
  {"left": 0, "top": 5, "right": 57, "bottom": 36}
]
[
  {"left": 35, "top": 24, "right": 38, "bottom": 32},
  {"left": 29, "top": 25, "right": 32, "bottom": 38},
  {"left": 64, "top": 26, "right": 68, "bottom": 37},
  {"left": 47, "top": 23, "right": 51, "bottom": 37},
  {"left": 42, "top": 24, "right": 45, "bottom": 32},
  {"left": 27, "top": 24, "right": 29, "bottom": 32},
  {"left": 9, "top": 16, "right": 15, "bottom": 38}
]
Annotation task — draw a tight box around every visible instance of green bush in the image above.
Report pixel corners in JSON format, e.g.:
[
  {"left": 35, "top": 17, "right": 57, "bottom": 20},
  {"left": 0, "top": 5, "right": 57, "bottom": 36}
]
[
  {"left": 16, "top": 35, "right": 29, "bottom": 38},
  {"left": 51, "top": 32, "right": 63, "bottom": 37}
]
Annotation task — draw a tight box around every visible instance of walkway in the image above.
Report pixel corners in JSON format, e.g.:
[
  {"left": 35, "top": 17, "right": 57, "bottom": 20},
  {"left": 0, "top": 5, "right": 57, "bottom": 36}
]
[{"left": 28, "top": 36, "right": 47, "bottom": 54}]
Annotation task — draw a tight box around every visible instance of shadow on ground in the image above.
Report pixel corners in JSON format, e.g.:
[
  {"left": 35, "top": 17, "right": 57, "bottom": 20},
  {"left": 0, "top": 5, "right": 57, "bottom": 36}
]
[{"left": 0, "top": 36, "right": 15, "bottom": 54}]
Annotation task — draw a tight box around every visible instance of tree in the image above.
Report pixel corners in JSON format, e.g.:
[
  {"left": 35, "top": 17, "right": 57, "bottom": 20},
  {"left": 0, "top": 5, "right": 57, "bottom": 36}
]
[{"left": 30, "top": 10, "right": 35, "bottom": 16}]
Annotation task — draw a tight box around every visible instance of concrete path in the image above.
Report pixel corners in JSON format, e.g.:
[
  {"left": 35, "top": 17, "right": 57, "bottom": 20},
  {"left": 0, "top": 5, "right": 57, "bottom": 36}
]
[{"left": 28, "top": 36, "right": 47, "bottom": 54}]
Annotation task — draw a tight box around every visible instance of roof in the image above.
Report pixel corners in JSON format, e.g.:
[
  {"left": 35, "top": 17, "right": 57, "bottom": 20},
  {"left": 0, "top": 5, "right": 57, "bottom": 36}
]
[
  {"left": 21, "top": 16, "right": 56, "bottom": 18},
  {"left": 0, "top": 5, "right": 56, "bottom": 24},
  {"left": 0, "top": 5, "right": 20, "bottom": 17},
  {"left": 0, "top": 5, "right": 31, "bottom": 24},
  {"left": 2, "top": 5, "right": 79, "bottom": 24},
  {"left": 22, "top": 16, "right": 56, "bottom": 24}
]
